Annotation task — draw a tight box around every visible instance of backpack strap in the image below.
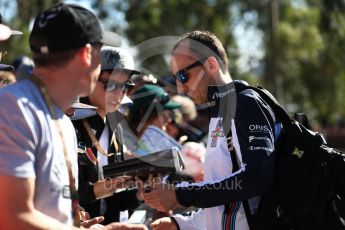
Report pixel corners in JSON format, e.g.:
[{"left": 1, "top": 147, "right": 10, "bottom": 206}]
[
  {"left": 227, "top": 82, "right": 293, "bottom": 229},
  {"left": 226, "top": 132, "right": 254, "bottom": 229},
  {"left": 234, "top": 83, "right": 293, "bottom": 129},
  {"left": 236, "top": 83, "right": 327, "bottom": 151}
]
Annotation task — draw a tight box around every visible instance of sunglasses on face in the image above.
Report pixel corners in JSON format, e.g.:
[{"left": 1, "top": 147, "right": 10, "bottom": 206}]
[
  {"left": 174, "top": 59, "right": 205, "bottom": 84},
  {"left": 98, "top": 79, "right": 132, "bottom": 92}
]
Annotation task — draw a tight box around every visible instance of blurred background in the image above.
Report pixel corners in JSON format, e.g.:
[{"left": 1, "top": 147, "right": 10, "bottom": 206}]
[{"left": 1, "top": 0, "right": 344, "bottom": 149}]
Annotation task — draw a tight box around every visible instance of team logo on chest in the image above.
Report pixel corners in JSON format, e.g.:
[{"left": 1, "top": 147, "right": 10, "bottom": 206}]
[{"left": 210, "top": 118, "right": 225, "bottom": 147}]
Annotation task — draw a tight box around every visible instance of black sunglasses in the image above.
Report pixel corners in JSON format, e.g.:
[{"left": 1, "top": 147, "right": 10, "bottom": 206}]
[
  {"left": 174, "top": 59, "right": 205, "bottom": 84},
  {"left": 98, "top": 79, "right": 134, "bottom": 92}
]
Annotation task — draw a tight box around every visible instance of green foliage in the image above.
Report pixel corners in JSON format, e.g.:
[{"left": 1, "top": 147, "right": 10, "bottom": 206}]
[
  {"left": 114, "top": 0, "right": 237, "bottom": 77},
  {"left": 303, "top": 0, "right": 345, "bottom": 125},
  {"left": 276, "top": 5, "right": 324, "bottom": 117},
  {"left": 235, "top": 0, "right": 345, "bottom": 126}
]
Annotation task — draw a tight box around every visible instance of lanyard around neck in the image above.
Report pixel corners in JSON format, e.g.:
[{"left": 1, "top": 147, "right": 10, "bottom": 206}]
[
  {"left": 30, "top": 77, "right": 81, "bottom": 227},
  {"left": 81, "top": 119, "right": 114, "bottom": 157}
]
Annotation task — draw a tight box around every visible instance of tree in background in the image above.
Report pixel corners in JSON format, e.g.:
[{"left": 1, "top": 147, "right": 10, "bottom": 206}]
[
  {"left": 303, "top": 0, "right": 345, "bottom": 126},
  {"left": 236, "top": 0, "right": 345, "bottom": 126},
  {"left": 101, "top": 0, "right": 239, "bottom": 79}
]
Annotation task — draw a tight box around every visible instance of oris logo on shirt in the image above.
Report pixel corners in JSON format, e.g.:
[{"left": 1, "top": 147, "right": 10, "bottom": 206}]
[{"left": 249, "top": 124, "right": 269, "bottom": 133}]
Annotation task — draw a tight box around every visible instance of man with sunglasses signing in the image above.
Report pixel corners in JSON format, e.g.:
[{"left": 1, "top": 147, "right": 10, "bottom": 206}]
[
  {"left": 140, "top": 31, "right": 280, "bottom": 230},
  {"left": 72, "top": 46, "right": 144, "bottom": 225}
]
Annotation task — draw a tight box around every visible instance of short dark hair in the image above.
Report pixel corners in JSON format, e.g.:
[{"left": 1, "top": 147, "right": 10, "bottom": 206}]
[
  {"left": 32, "top": 49, "right": 79, "bottom": 68},
  {"left": 173, "top": 31, "right": 228, "bottom": 73}
]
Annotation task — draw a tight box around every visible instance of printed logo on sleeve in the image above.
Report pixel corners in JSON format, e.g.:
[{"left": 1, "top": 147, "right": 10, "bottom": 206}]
[{"left": 249, "top": 146, "right": 274, "bottom": 155}]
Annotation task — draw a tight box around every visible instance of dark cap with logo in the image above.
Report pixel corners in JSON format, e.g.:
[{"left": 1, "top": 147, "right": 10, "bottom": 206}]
[{"left": 29, "top": 3, "right": 121, "bottom": 54}]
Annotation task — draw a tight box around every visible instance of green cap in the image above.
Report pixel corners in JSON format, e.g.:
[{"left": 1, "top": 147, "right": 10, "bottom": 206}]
[{"left": 130, "top": 84, "right": 181, "bottom": 112}]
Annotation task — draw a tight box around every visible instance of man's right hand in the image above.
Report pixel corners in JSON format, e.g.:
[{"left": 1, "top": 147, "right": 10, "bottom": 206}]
[
  {"left": 94, "top": 176, "right": 131, "bottom": 199},
  {"left": 80, "top": 216, "right": 104, "bottom": 228},
  {"left": 100, "top": 223, "right": 148, "bottom": 230},
  {"left": 150, "top": 217, "right": 177, "bottom": 230}
]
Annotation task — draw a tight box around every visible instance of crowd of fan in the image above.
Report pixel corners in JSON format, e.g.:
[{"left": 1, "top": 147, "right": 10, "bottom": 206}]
[{"left": 0, "top": 3, "right": 207, "bottom": 230}]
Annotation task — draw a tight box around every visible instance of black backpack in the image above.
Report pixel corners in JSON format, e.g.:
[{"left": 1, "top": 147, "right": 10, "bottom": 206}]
[{"left": 237, "top": 84, "right": 345, "bottom": 230}]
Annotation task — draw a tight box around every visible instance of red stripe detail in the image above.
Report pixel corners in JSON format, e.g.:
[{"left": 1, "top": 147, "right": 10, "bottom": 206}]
[
  {"left": 86, "top": 147, "right": 97, "bottom": 165},
  {"left": 226, "top": 202, "right": 236, "bottom": 230}
]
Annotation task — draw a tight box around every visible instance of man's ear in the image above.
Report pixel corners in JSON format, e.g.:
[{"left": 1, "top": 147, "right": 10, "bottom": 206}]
[
  {"left": 204, "top": 56, "right": 219, "bottom": 74},
  {"left": 77, "top": 44, "right": 92, "bottom": 67}
]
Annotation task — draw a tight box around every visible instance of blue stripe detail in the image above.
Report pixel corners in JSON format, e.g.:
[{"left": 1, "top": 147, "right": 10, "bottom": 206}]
[
  {"left": 222, "top": 209, "right": 226, "bottom": 230},
  {"left": 274, "top": 122, "right": 282, "bottom": 140},
  {"left": 222, "top": 201, "right": 241, "bottom": 230},
  {"left": 230, "top": 202, "right": 241, "bottom": 230}
]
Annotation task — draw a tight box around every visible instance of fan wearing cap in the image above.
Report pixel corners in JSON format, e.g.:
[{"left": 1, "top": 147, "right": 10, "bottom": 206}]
[
  {"left": 127, "top": 84, "right": 182, "bottom": 155},
  {"left": 72, "top": 46, "right": 143, "bottom": 224},
  {"left": 0, "top": 3, "right": 147, "bottom": 230}
]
